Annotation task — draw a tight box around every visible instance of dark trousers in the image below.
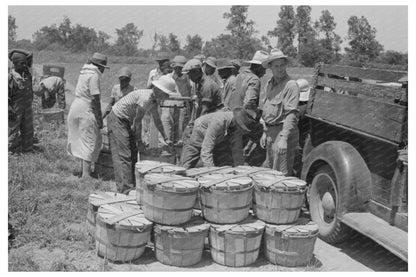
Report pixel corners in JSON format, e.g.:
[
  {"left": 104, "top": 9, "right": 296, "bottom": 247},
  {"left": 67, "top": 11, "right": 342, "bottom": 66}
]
[
  {"left": 180, "top": 142, "right": 234, "bottom": 169},
  {"left": 107, "top": 111, "right": 138, "bottom": 193},
  {"left": 8, "top": 99, "right": 33, "bottom": 152}
]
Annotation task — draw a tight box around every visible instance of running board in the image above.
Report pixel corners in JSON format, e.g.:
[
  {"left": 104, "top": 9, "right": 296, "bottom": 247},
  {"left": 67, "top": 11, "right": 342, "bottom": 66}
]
[{"left": 342, "top": 212, "right": 408, "bottom": 262}]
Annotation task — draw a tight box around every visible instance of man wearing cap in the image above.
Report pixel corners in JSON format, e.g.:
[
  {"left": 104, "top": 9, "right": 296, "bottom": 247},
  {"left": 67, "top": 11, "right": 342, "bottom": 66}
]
[
  {"left": 230, "top": 59, "right": 241, "bottom": 76},
  {"left": 180, "top": 108, "right": 259, "bottom": 168},
  {"left": 260, "top": 48, "right": 300, "bottom": 176},
  {"left": 161, "top": 56, "right": 192, "bottom": 143},
  {"left": 33, "top": 76, "right": 66, "bottom": 110},
  {"left": 182, "top": 59, "right": 222, "bottom": 120},
  {"left": 8, "top": 49, "right": 34, "bottom": 152},
  {"left": 107, "top": 75, "right": 175, "bottom": 193},
  {"left": 146, "top": 52, "right": 172, "bottom": 88},
  {"left": 102, "top": 67, "right": 137, "bottom": 119},
  {"left": 67, "top": 52, "right": 109, "bottom": 178},
  {"left": 217, "top": 59, "right": 237, "bottom": 107},
  {"left": 225, "top": 50, "right": 268, "bottom": 111},
  {"left": 203, "top": 56, "right": 223, "bottom": 88}
]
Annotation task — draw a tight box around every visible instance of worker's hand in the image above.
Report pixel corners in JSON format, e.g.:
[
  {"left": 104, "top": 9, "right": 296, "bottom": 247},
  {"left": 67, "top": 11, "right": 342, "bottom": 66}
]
[
  {"left": 273, "top": 136, "right": 287, "bottom": 154},
  {"left": 165, "top": 139, "right": 174, "bottom": 147},
  {"left": 260, "top": 132, "right": 267, "bottom": 149}
]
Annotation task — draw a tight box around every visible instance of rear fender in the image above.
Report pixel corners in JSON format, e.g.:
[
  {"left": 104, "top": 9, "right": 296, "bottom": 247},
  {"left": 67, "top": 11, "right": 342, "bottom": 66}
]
[{"left": 301, "top": 141, "right": 372, "bottom": 215}]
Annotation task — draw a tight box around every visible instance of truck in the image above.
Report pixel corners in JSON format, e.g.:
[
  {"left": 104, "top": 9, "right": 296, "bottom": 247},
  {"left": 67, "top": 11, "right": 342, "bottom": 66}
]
[{"left": 301, "top": 63, "right": 408, "bottom": 262}]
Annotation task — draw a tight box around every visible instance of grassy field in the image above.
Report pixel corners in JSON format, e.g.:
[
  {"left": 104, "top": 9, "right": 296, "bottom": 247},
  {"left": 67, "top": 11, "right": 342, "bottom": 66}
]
[{"left": 8, "top": 61, "right": 314, "bottom": 271}]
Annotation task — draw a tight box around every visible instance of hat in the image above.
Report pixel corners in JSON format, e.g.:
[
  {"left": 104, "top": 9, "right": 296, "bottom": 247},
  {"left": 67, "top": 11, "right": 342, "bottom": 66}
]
[
  {"left": 217, "top": 59, "right": 235, "bottom": 71},
  {"left": 246, "top": 50, "right": 269, "bottom": 65},
  {"left": 193, "top": 54, "right": 206, "bottom": 62},
  {"left": 261, "top": 48, "right": 288, "bottom": 69},
  {"left": 204, "top": 56, "right": 217, "bottom": 68},
  {"left": 233, "top": 108, "right": 258, "bottom": 132},
  {"left": 296, "top": 79, "right": 310, "bottom": 102},
  {"left": 118, "top": 67, "right": 132, "bottom": 79},
  {"left": 89, "top": 52, "right": 109, "bottom": 68},
  {"left": 171, "top": 55, "right": 188, "bottom": 68},
  {"left": 230, "top": 59, "right": 241, "bottom": 70},
  {"left": 155, "top": 51, "right": 170, "bottom": 62},
  {"left": 182, "top": 59, "right": 202, "bottom": 74},
  {"left": 152, "top": 75, "right": 178, "bottom": 96},
  {"left": 9, "top": 49, "right": 33, "bottom": 67}
]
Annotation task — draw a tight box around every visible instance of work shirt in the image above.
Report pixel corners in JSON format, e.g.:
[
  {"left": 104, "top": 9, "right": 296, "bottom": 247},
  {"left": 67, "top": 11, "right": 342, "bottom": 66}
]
[
  {"left": 146, "top": 67, "right": 163, "bottom": 88},
  {"left": 189, "top": 111, "right": 244, "bottom": 167},
  {"left": 262, "top": 74, "right": 299, "bottom": 138},
  {"left": 110, "top": 84, "right": 136, "bottom": 102},
  {"left": 193, "top": 75, "right": 222, "bottom": 119},
  {"left": 221, "top": 75, "right": 237, "bottom": 110},
  {"left": 112, "top": 89, "right": 158, "bottom": 123},
  {"left": 226, "top": 68, "right": 261, "bottom": 111},
  {"left": 38, "top": 76, "right": 66, "bottom": 109}
]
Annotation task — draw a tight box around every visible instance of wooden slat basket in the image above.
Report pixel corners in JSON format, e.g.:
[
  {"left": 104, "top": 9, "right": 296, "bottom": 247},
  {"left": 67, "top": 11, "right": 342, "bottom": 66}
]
[
  {"left": 252, "top": 175, "right": 307, "bottom": 224},
  {"left": 263, "top": 218, "right": 319, "bottom": 267},
  {"left": 86, "top": 191, "right": 137, "bottom": 237},
  {"left": 233, "top": 165, "right": 285, "bottom": 178},
  {"left": 198, "top": 174, "right": 253, "bottom": 224},
  {"left": 154, "top": 216, "right": 210, "bottom": 267},
  {"left": 95, "top": 203, "right": 152, "bottom": 263},
  {"left": 210, "top": 216, "right": 265, "bottom": 267},
  {"left": 142, "top": 173, "right": 199, "bottom": 225},
  {"left": 135, "top": 160, "right": 186, "bottom": 205}
]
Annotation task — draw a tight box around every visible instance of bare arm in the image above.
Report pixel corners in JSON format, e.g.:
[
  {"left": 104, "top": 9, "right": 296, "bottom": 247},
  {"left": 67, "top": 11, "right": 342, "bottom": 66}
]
[
  {"left": 91, "top": 95, "right": 103, "bottom": 129},
  {"left": 102, "top": 97, "right": 115, "bottom": 119}
]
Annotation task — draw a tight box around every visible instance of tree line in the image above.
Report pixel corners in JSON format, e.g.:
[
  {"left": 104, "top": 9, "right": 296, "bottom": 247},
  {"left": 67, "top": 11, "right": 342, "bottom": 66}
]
[{"left": 8, "top": 5, "right": 407, "bottom": 68}]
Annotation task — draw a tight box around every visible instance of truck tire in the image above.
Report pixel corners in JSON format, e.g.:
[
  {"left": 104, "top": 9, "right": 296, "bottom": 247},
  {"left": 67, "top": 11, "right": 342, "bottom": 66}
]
[{"left": 309, "top": 164, "right": 353, "bottom": 244}]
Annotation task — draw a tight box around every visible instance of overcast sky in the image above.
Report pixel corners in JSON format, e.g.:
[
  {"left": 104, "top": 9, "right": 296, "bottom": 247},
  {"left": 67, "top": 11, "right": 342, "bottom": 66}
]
[{"left": 8, "top": 5, "right": 408, "bottom": 53}]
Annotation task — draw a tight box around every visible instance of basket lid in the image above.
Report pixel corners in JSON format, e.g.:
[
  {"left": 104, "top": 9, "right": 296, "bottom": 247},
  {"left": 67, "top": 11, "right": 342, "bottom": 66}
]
[
  {"left": 88, "top": 191, "right": 137, "bottom": 208},
  {"left": 97, "top": 203, "right": 152, "bottom": 229},
  {"left": 144, "top": 173, "right": 199, "bottom": 192},
  {"left": 210, "top": 216, "right": 265, "bottom": 234},
  {"left": 198, "top": 174, "right": 252, "bottom": 190},
  {"left": 154, "top": 216, "right": 210, "bottom": 233},
  {"left": 266, "top": 218, "right": 319, "bottom": 237},
  {"left": 135, "top": 160, "right": 186, "bottom": 175},
  {"left": 254, "top": 175, "right": 307, "bottom": 191},
  {"left": 234, "top": 166, "right": 284, "bottom": 178},
  {"left": 185, "top": 166, "right": 234, "bottom": 177}
]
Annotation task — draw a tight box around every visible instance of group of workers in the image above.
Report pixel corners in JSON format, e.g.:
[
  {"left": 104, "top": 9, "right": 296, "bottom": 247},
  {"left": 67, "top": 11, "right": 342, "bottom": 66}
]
[{"left": 8, "top": 47, "right": 310, "bottom": 194}]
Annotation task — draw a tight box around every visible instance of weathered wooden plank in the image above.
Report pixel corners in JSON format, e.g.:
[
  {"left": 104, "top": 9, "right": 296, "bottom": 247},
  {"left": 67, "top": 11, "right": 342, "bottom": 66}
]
[
  {"left": 316, "top": 76, "right": 404, "bottom": 102},
  {"left": 319, "top": 64, "right": 407, "bottom": 83},
  {"left": 310, "top": 90, "right": 406, "bottom": 143}
]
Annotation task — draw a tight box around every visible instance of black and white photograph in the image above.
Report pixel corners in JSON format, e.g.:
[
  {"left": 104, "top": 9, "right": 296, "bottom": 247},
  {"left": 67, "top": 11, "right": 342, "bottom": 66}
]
[{"left": 6, "top": 1, "right": 411, "bottom": 272}]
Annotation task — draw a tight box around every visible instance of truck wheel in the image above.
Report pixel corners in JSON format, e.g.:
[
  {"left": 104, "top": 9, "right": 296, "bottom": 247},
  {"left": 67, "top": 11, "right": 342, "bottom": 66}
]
[{"left": 309, "top": 164, "right": 352, "bottom": 244}]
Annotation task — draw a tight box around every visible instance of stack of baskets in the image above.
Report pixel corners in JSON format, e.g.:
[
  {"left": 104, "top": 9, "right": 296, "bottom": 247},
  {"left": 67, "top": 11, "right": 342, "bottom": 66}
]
[{"left": 86, "top": 162, "right": 319, "bottom": 267}]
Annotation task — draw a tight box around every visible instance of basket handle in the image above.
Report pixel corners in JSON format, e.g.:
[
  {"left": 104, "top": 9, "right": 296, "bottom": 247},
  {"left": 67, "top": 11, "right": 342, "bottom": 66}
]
[
  {"left": 186, "top": 166, "right": 231, "bottom": 177},
  {"left": 204, "top": 173, "right": 251, "bottom": 187},
  {"left": 137, "top": 162, "right": 172, "bottom": 174},
  {"left": 146, "top": 176, "right": 193, "bottom": 189},
  {"left": 93, "top": 196, "right": 136, "bottom": 206},
  {"left": 261, "top": 177, "right": 302, "bottom": 189},
  {"left": 103, "top": 209, "right": 144, "bottom": 225}
]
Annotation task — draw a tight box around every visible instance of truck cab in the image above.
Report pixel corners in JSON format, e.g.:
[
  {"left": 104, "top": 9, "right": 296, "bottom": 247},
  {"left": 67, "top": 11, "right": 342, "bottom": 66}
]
[{"left": 301, "top": 63, "right": 408, "bottom": 261}]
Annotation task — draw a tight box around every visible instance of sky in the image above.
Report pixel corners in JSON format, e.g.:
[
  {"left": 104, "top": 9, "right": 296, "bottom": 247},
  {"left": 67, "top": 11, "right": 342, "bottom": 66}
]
[{"left": 8, "top": 4, "right": 408, "bottom": 53}]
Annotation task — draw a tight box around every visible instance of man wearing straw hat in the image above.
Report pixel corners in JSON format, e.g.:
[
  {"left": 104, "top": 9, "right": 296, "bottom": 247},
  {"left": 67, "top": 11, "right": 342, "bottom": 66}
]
[
  {"left": 224, "top": 50, "right": 268, "bottom": 111},
  {"left": 180, "top": 108, "right": 259, "bottom": 169},
  {"left": 107, "top": 75, "right": 176, "bottom": 193},
  {"left": 8, "top": 49, "right": 34, "bottom": 153},
  {"left": 260, "top": 48, "right": 300, "bottom": 176}
]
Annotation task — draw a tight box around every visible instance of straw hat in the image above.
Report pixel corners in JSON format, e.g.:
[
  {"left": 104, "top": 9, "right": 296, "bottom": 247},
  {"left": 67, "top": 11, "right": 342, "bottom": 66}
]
[
  {"left": 89, "top": 52, "right": 109, "bottom": 68},
  {"left": 296, "top": 79, "right": 310, "bottom": 102},
  {"left": 182, "top": 59, "right": 203, "bottom": 74},
  {"left": 261, "top": 48, "right": 288, "bottom": 69},
  {"left": 246, "top": 50, "right": 269, "bottom": 65},
  {"left": 152, "top": 75, "right": 178, "bottom": 96},
  {"left": 171, "top": 56, "right": 188, "bottom": 68},
  {"left": 204, "top": 56, "right": 217, "bottom": 68}
]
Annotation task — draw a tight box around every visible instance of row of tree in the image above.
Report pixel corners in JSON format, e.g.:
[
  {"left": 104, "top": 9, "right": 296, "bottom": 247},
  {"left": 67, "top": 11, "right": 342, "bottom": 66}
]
[{"left": 8, "top": 6, "right": 407, "bottom": 68}]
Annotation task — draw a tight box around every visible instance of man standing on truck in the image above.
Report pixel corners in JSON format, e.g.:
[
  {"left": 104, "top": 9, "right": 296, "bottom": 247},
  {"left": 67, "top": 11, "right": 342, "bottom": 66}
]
[{"left": 260, "top": 49, "right": 300, "bottom": 176}]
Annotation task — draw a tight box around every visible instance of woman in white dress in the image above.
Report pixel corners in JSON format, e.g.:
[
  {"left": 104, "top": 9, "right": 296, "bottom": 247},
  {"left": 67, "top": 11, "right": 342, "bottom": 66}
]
[{"left": 67, "top": 53, "right": 109, "bottom": 178}]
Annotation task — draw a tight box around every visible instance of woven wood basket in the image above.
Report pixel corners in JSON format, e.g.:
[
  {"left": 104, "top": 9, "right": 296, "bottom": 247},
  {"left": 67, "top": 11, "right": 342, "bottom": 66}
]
[
  {"left": 142, "top": 173, "right": 199, "bottom": 225},
  {"left": 95, "top": 203, "right": 152, "bottom": 263},
  {"left": 263, "top": 218, "right": 319, "bottom": 267},
  {"left": 135, "top": 160, "right": 186, "bottom": 205},
  {"left": 233, "top": 165, "right": 285, "bottom": 178},
  {"left": 209, "top": 216, "right": 265, "bottom": 267},
  {"left": 86, "top": 191, "right": 137, "bottom": 237},
  {"left": 154, "top": 216, "right": 210, "bottom": 266},
  {"left": 252, "top": 175, "right": 307, "bottom": 224},
  {"left": 198, "top": 174, "right": 253, "bottom": 224}
]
